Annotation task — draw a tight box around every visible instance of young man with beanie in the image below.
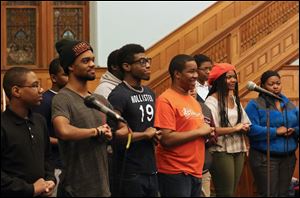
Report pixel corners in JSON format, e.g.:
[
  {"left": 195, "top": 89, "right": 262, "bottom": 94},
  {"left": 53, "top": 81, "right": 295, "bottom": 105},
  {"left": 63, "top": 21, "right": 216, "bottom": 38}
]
[
  {"left": 52, "top": 39, "right": 113, "bottom": 197},
  {"left": 1, "top": 67, "right": 56, "bottom": 197},
  {"left": 154, "top": 54, "right": 214, "bottom": 197}
]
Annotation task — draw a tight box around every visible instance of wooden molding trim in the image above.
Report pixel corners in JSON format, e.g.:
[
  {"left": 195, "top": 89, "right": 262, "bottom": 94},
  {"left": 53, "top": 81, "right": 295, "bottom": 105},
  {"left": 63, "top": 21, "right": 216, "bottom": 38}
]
[{"left": 145, "top": 2, "right": 299, "bottom": 99}]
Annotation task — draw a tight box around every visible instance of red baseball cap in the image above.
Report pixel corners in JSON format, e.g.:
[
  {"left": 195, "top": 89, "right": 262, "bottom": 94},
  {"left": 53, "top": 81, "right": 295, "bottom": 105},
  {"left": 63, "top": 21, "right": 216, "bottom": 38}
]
[{"left": 208, "top": 63, "right": 236, "bottom": 85}]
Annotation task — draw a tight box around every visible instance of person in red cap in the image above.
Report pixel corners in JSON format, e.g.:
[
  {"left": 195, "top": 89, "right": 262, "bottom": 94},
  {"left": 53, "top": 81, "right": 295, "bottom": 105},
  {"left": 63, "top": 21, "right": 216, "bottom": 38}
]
[{"left": 204, "top": 63, "right": 251, "bottom": 197}]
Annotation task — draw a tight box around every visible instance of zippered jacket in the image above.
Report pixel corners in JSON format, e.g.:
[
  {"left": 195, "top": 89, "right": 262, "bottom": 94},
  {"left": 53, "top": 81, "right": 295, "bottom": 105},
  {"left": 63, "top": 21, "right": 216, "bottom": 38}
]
[{"left": 245, "top": 94, "right": 299, "bottom": 154}]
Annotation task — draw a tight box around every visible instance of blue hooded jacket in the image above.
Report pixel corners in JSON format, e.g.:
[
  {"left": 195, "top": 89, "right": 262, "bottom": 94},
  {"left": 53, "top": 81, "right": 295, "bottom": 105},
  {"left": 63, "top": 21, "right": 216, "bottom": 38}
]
[{"left": 245, "top": 94, "right": 299, "bottom": 154}]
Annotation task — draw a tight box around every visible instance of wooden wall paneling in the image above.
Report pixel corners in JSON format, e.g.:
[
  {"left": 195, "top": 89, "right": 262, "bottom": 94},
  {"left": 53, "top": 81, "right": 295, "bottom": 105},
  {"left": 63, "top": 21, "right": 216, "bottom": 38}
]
[
  {"left": 47, "top": 1, "right": 55, "bottom": 64},
  {"left": 145, "top": 2, "right": 298, "bottom": 104},
  {"left": 165, "top": 40, "right": 180, "bottom": 69},
  {"left": 236, "top": 15, "right": 299, "bottom": 96},
  {"left": 183, "top": 28, "right": 198, "bottom": 51},
  {"left": 150, "top": 53, "right": 161, "bottom": 76},
  {"left": 1, "top": 3, "right": 6, "bottom": 69},
  {"left": 40, "top": 2, "right": 48, "bottom": 68},
  {"left": 146, "top": 1, "right": 265, "bottom": 78},
  {"left": 278, "top": 66, "right": 299, "bottom": 98}
]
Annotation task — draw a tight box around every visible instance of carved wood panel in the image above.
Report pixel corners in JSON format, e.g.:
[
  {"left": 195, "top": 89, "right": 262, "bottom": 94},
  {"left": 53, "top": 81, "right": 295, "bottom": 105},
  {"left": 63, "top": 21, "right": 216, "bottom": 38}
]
[
  {"left": 240, "top": 1, "right": 299, "bottom": 53},
  {"left": 146, "top": 1, "right": 263, "bottom": 86}
]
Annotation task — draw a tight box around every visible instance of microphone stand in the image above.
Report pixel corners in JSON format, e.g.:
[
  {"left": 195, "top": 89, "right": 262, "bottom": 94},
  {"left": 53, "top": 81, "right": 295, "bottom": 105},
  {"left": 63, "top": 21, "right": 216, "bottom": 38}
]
[
  {"left": 261, "top": 94, "right": 284, "bottom": 197},
  {"left": 261, "top": 94, "right": 272, "bottom": 197},
  {"left": 266, "top": 101, "right": 271, "bottom": 197}
]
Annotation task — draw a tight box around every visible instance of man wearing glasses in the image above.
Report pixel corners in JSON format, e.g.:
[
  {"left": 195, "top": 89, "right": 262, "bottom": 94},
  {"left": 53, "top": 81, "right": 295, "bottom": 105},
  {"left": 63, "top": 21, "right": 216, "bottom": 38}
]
[
  {"left": 193, "top": 54, "right": 214, "bottom": 197},
  {"left": 194, "top": 54, "right": 213, "bottom": 102},
  {"left": 108, "top": 44, "right": 161, "bottom": 197},
  {"left": 1, "top": 67, "right": 56, "bottom": 197}
]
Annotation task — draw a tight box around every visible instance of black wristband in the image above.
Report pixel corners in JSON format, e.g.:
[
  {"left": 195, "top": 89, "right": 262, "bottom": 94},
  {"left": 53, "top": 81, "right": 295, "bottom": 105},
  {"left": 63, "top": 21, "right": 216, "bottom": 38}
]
[{"left": 95, "top": 128, "right": 102, "bottom": 137}]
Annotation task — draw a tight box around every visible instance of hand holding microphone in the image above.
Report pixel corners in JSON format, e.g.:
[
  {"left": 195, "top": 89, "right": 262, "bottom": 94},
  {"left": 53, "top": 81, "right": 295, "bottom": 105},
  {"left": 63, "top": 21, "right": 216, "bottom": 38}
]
[{"left": 84, "top": 95, "right": 127, "bottom": 123}]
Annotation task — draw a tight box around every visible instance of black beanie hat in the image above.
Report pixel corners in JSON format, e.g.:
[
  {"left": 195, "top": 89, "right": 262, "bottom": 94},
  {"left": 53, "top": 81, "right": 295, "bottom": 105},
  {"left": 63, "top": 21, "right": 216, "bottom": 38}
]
[{"left": 55, "top": 39, "right": 93, "bottom": 74}]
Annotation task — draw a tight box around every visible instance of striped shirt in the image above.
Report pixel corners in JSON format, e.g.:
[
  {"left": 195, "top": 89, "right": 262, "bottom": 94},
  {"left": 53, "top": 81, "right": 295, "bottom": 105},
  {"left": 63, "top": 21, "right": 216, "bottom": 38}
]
[{"left": 205, "top": 96, "right": 251, "bottom": 153}]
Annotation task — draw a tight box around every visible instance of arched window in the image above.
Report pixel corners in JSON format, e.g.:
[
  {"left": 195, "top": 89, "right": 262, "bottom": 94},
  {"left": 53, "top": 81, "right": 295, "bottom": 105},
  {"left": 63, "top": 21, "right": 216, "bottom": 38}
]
[{"left": 1, "top": 1, "right": 89, "bottom": 70}]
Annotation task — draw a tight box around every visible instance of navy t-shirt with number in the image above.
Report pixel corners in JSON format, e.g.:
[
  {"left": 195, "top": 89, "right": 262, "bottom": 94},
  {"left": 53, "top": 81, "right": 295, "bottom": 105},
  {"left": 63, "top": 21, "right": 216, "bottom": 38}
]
[{"left": 108, "top": 82, "right": 156, "bottom": 175}]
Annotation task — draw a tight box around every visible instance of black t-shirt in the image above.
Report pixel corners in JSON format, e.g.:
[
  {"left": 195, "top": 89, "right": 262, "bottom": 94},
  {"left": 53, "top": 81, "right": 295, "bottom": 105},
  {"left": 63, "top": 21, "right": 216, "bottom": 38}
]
[{"left": 108, "top": 82, "right": 156, "bottom": 175}]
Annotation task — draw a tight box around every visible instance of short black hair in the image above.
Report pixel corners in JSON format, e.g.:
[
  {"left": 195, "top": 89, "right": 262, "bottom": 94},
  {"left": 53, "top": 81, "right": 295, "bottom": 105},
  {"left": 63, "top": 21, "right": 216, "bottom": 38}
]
[
  {"left": 49, "top": 58, "right": 62, "bottom": 75},
  {"left": 193, "top": 54, "right": 212, "bottom": 67},
  {"left": 3, "top": 67, "right": 31, "bottom": 100},
  {"left": 260, "top": 70, "right": 280, "bottom": 86},
  {"left": 117, "top": 44, "right": 145, "bottom": 71},
  {"left": 107, "top": 49, "right": 119, "bottom": 73},
  {"left": 169, "top": 54, "right": 195, "bottom": 81}
]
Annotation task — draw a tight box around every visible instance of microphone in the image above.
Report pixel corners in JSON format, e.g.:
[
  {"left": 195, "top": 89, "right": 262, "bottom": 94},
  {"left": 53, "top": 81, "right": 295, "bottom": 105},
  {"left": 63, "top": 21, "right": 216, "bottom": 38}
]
[
  {"left": 84, "top": 95, "right": 127, "bottom": 123},
  {"left": 247, "top": 81, "right": 282, "bottom": 101}
]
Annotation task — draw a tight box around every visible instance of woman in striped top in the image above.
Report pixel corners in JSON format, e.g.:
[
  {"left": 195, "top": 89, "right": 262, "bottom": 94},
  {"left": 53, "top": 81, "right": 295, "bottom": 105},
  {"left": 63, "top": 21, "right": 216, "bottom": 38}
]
[{"left": 204, "top": 63, "right": 251, "bottom": 197}]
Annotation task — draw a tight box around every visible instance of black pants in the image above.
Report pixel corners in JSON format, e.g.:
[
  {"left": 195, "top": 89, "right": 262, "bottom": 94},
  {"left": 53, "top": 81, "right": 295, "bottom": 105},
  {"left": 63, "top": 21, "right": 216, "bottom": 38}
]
[
  {"left": 114, "top": 173, "right": 158, "bottom": 197},
  {"left": 249, "top": 148, "right": 296, "bottom": 197},
  {"left": 158, "top": 173, "right": 202, "bottom": 197}
]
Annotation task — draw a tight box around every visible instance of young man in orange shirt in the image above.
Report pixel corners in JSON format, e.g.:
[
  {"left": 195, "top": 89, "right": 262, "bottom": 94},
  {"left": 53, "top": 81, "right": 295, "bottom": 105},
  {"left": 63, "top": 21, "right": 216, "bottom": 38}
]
[{"left": 154, "top": 54, "right": 215, "bottom": 197}]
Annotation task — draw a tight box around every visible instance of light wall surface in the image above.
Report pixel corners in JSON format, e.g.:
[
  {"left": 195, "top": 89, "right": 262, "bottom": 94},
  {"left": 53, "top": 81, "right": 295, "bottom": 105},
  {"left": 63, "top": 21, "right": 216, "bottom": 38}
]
[
  {"left": 90, "top": 1, "right": 216, "bottom": 67},
  {"left": 291, "top": 59, "right": 299, "bottom": 65}
]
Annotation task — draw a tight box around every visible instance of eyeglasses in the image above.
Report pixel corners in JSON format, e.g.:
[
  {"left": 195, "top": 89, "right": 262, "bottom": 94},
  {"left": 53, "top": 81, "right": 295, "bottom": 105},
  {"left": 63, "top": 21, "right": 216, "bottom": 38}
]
[
  {"left": 131, "top": 57, "right": 152, "bottom": 66},
  {"left": 17, "top": 83, "right": 42, "bottom": 90},
  {"left": 197, "top": 67, "right": 212, "bottom": 71}
]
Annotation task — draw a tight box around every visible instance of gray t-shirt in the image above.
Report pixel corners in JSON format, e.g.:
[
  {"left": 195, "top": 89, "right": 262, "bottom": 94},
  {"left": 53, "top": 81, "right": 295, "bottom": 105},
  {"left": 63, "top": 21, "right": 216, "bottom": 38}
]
[{"left": 52, "top": 87, "right": 110, "bottom": 197}]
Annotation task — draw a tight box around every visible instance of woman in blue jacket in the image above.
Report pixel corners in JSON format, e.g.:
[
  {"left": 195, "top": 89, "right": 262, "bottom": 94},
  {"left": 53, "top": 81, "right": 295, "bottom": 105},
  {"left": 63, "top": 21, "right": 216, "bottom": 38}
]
[{"left": 245, "top": 70, "right": 299, "bottom": 197}]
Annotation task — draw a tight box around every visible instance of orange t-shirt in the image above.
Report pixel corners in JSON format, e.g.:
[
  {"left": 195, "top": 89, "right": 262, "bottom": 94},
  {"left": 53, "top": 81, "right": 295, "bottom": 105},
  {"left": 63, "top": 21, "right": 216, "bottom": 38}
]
[{"left": 154, "top": 88, "right": 205, "bottom": 178}]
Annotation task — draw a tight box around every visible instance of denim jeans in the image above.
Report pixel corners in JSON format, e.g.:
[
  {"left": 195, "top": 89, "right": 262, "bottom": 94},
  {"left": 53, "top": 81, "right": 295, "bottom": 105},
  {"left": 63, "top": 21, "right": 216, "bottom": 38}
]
[
  {"left": 249, "top": 148, "right": 296, "bottom": 197},
  {"left": 116, "top": 173, "right": 158, "bottom": 197},
  {"left": 158, "top": 173, "right": 202, "bottom": 197}
]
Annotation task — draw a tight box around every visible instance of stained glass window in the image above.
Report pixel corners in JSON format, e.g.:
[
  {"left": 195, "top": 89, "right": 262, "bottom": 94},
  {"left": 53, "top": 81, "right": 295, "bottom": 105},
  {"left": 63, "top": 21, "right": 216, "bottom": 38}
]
[
  {"left": 6, "top": 8, "right": 36, "bottom": 65},
  {"left": 53, "top": 8, "right": 83, "bottom": 55},
  {"left": 2, "top": 1, "right": 88, "bottom": 69},
  {"left": 6, "top": 1, "right": 40, "bottom": 6},
  {"left": 53, "top": 2, "right": 85, "bottom": 6}
]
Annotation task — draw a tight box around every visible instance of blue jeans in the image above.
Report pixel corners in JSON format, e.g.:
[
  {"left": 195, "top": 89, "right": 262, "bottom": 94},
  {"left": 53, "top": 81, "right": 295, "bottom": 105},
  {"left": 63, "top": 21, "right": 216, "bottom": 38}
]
[
  {"left": 249, "top": 148, "right": 296, "bottom": 197},
  {"left": 116, "top": 173, "right": 158, "bottom": 197},
  {"left": 158, "top": 173, "right": 202, "bottom": 197}
]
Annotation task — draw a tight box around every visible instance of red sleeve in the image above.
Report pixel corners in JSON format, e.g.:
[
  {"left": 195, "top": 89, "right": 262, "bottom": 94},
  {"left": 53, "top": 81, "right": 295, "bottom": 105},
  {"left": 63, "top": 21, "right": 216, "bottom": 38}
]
[{"left": 154, "top": 97, "right": 176, "bottom": 131}]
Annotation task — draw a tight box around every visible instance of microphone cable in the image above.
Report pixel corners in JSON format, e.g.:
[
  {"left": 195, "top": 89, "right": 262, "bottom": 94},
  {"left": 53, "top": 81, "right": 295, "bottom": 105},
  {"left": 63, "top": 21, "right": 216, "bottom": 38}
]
[{"left": 118, "top": 124, "right": 132, "bottom": 196}]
